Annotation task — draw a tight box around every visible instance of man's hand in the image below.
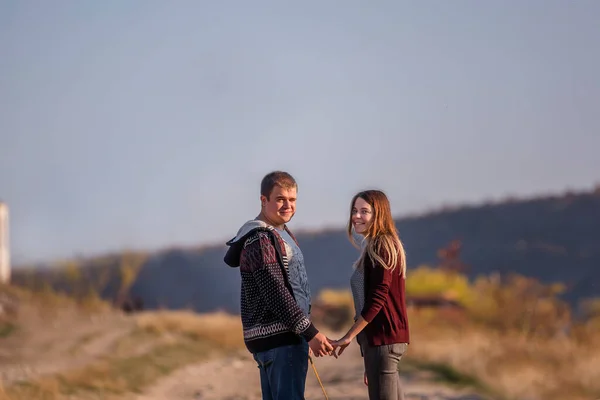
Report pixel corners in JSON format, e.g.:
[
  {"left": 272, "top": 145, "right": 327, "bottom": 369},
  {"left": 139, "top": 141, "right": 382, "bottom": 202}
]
[
  {"left": 364, "top": 370, "right": 368, "bottom": 386},
  {"left": 308, "top": 332, "right": 334, "bottom": 357}
]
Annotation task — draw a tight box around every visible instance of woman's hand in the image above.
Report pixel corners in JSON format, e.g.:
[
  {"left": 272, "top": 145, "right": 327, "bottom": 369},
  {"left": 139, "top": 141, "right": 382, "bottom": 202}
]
[
  {"left": 328, "top": 317, "right": 368, "bottom": 358},
  {"left": 330, "top": 336, "right": 353, "bottom": 357}
]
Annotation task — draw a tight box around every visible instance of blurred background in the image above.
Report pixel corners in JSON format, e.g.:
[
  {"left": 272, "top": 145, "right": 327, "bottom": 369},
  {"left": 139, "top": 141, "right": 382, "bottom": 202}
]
[{"left": 1, "top": 2, "right": 599, "bottom": 400}]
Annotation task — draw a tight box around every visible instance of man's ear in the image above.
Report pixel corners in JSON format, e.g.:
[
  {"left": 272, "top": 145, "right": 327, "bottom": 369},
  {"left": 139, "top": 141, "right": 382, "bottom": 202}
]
[{"left": 260, "top": 195, "right": 267, "bottom": 207}]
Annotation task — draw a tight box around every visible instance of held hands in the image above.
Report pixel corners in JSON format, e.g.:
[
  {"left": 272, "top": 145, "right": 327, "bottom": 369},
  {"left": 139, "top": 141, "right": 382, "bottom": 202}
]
[
  {"left": 324, "top": 316, "right": 366, "bottom": 358},
  {"left": 327, "top": 335, "right": 353, "bottom": 358}
]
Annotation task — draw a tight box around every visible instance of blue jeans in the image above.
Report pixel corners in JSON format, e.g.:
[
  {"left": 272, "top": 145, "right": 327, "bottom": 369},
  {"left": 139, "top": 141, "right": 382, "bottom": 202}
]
[{"left": 252, "top": 341, "right": 309, "bottom": 400}]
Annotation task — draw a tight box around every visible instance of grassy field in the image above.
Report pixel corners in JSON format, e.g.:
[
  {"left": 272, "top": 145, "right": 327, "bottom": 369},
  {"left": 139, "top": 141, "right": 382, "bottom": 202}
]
[
  {"left": 405, "top": 316, "right": 600, "bottom": 400},
  {"left": 2, "top": 265, "right": 600, "bottom": 400},
  {"left": 0, "top": 285, "right": 245, "bottom": 400},
  {"left": 315, "top": 267, "right": 600, "bottom": 400}
]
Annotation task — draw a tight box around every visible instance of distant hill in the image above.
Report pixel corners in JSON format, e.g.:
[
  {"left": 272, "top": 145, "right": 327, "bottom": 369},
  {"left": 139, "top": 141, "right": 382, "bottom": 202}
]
[{"left": 12, "top": 186, "right": 600, "bottom": 313}]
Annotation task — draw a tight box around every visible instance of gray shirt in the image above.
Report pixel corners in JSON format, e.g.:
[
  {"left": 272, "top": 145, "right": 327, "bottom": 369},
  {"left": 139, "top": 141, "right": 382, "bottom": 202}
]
[
  {"left": 278, "top": 228, "right": 311, "bottom": 317},
  {"left": 350, "top": 266, "right": 365, "bottom": 321}
]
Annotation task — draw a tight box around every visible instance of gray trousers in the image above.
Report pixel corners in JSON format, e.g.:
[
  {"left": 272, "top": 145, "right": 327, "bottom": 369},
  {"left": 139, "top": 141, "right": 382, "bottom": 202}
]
[{"left": 361, "top": 341, "right": 408, "bottom": 400}]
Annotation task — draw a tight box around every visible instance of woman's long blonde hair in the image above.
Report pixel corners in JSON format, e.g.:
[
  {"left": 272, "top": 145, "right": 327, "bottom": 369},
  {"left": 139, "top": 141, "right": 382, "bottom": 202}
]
[{"left": 347, "top": 190, "right": 407, "bottom": 278}]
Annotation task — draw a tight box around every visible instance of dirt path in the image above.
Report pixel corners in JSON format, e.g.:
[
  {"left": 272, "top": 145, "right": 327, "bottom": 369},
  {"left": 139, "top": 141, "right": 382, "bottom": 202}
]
[
  {"left": 0, "top": 303, "right": 493, "bottom": 400},
  {"left": 0, "top": 305, "right": 133, "bottom": 384},
  {"left": 134, "top": 340, "right": 490, "bottom": 400}
]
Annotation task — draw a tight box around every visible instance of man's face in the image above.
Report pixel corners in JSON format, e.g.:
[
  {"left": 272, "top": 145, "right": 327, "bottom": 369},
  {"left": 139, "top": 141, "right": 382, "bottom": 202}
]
[{"left": 261, "top": 185, "right": 297, "bottom": 226}]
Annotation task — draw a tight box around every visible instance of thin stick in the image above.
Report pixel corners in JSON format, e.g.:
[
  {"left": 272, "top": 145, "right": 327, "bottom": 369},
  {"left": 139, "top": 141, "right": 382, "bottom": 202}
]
[{"left": 309, "top": 356, "right": 329, "bottom": 400}]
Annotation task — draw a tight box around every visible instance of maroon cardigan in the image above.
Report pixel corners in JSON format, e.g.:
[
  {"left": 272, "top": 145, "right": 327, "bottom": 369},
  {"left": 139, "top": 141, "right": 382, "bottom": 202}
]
[{"left": 360, "top": 251, "right": 410, "bottom": 346}]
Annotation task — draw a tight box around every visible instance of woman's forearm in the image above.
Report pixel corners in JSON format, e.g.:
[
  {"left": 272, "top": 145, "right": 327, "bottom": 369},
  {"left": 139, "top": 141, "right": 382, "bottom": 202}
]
[{"left": 343, "top": 316, "right": 368, "bottom": 340}]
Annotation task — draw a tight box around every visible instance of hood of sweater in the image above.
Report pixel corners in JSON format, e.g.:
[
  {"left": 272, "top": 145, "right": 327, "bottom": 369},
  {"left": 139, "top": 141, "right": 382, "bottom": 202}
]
[{"left": 223, "top": 219, "right": 274, "bottom": 268}]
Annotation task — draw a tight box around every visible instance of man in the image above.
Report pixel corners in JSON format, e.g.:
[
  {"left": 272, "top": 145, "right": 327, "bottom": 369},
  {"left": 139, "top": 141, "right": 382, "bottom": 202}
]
[{"left": 224, "top": 171, "right": 333, "bottom": 400}]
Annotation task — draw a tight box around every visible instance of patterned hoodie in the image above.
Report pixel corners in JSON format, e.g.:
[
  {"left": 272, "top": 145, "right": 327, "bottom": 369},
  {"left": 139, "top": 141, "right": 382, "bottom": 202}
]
[{"left": 223, "top": 220, "right": 318, "bottom": 354}]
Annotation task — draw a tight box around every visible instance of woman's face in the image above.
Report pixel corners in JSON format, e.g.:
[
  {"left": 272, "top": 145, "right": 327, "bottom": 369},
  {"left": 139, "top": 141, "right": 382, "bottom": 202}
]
[{"left": 351, "top": 197, "right": 373, "bottom": 235}]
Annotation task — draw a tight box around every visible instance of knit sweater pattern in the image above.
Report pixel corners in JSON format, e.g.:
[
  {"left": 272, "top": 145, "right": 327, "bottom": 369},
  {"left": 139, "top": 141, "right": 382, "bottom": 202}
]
[{"left": 224, "top": 221, "right": 318, "bottom": 354}]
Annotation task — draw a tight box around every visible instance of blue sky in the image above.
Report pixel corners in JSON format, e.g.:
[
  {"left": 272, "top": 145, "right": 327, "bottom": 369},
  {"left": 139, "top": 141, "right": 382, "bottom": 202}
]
[{"left": 1, "top": 1, "right": 599, "bottom": 264}]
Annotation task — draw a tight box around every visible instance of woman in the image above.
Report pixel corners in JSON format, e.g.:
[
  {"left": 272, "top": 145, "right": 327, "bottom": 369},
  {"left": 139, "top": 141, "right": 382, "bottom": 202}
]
[{"left": 330, "top": 190, "right": 410, "bottom": 400}]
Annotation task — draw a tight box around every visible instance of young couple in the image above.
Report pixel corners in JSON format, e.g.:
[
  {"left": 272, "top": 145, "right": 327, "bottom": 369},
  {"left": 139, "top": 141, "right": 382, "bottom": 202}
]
[{"left": 224, "top": 171, "right": 409, "bottom": 400}]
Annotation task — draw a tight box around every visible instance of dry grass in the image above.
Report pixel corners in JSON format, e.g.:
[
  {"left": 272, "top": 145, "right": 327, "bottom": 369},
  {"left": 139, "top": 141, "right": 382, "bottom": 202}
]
[
  {"left": 400, "top": 297, "right": 600, "bottom": 400},
  {"left": 317, "top": 289, "right": 355, "bottom": 309},
  {"left": 135, "top": 310, "right": 244, "bottom": 349},
  {"left": 1, "top": 282, "right": 110, "bottom": 321},
  {"left": 1, "top": 317, "right": 243, "bottom": 400},
  {"left": 407, "top": 319, "right": 600, "bottom": 400},
  {"left": 5, "top": 268, "right": 599, "bottom": 400},
  {"left": 0, "top": 288, "right": 245, "bottom": 400},
  {"left": 315, "top": 289, "right": 600, "bottom": 400}
]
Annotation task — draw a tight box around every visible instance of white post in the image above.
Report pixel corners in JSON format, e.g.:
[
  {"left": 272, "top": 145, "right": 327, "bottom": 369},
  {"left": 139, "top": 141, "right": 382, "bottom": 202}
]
[{"left": 0, "top": 202, "right": 10, "bottom": 284}]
